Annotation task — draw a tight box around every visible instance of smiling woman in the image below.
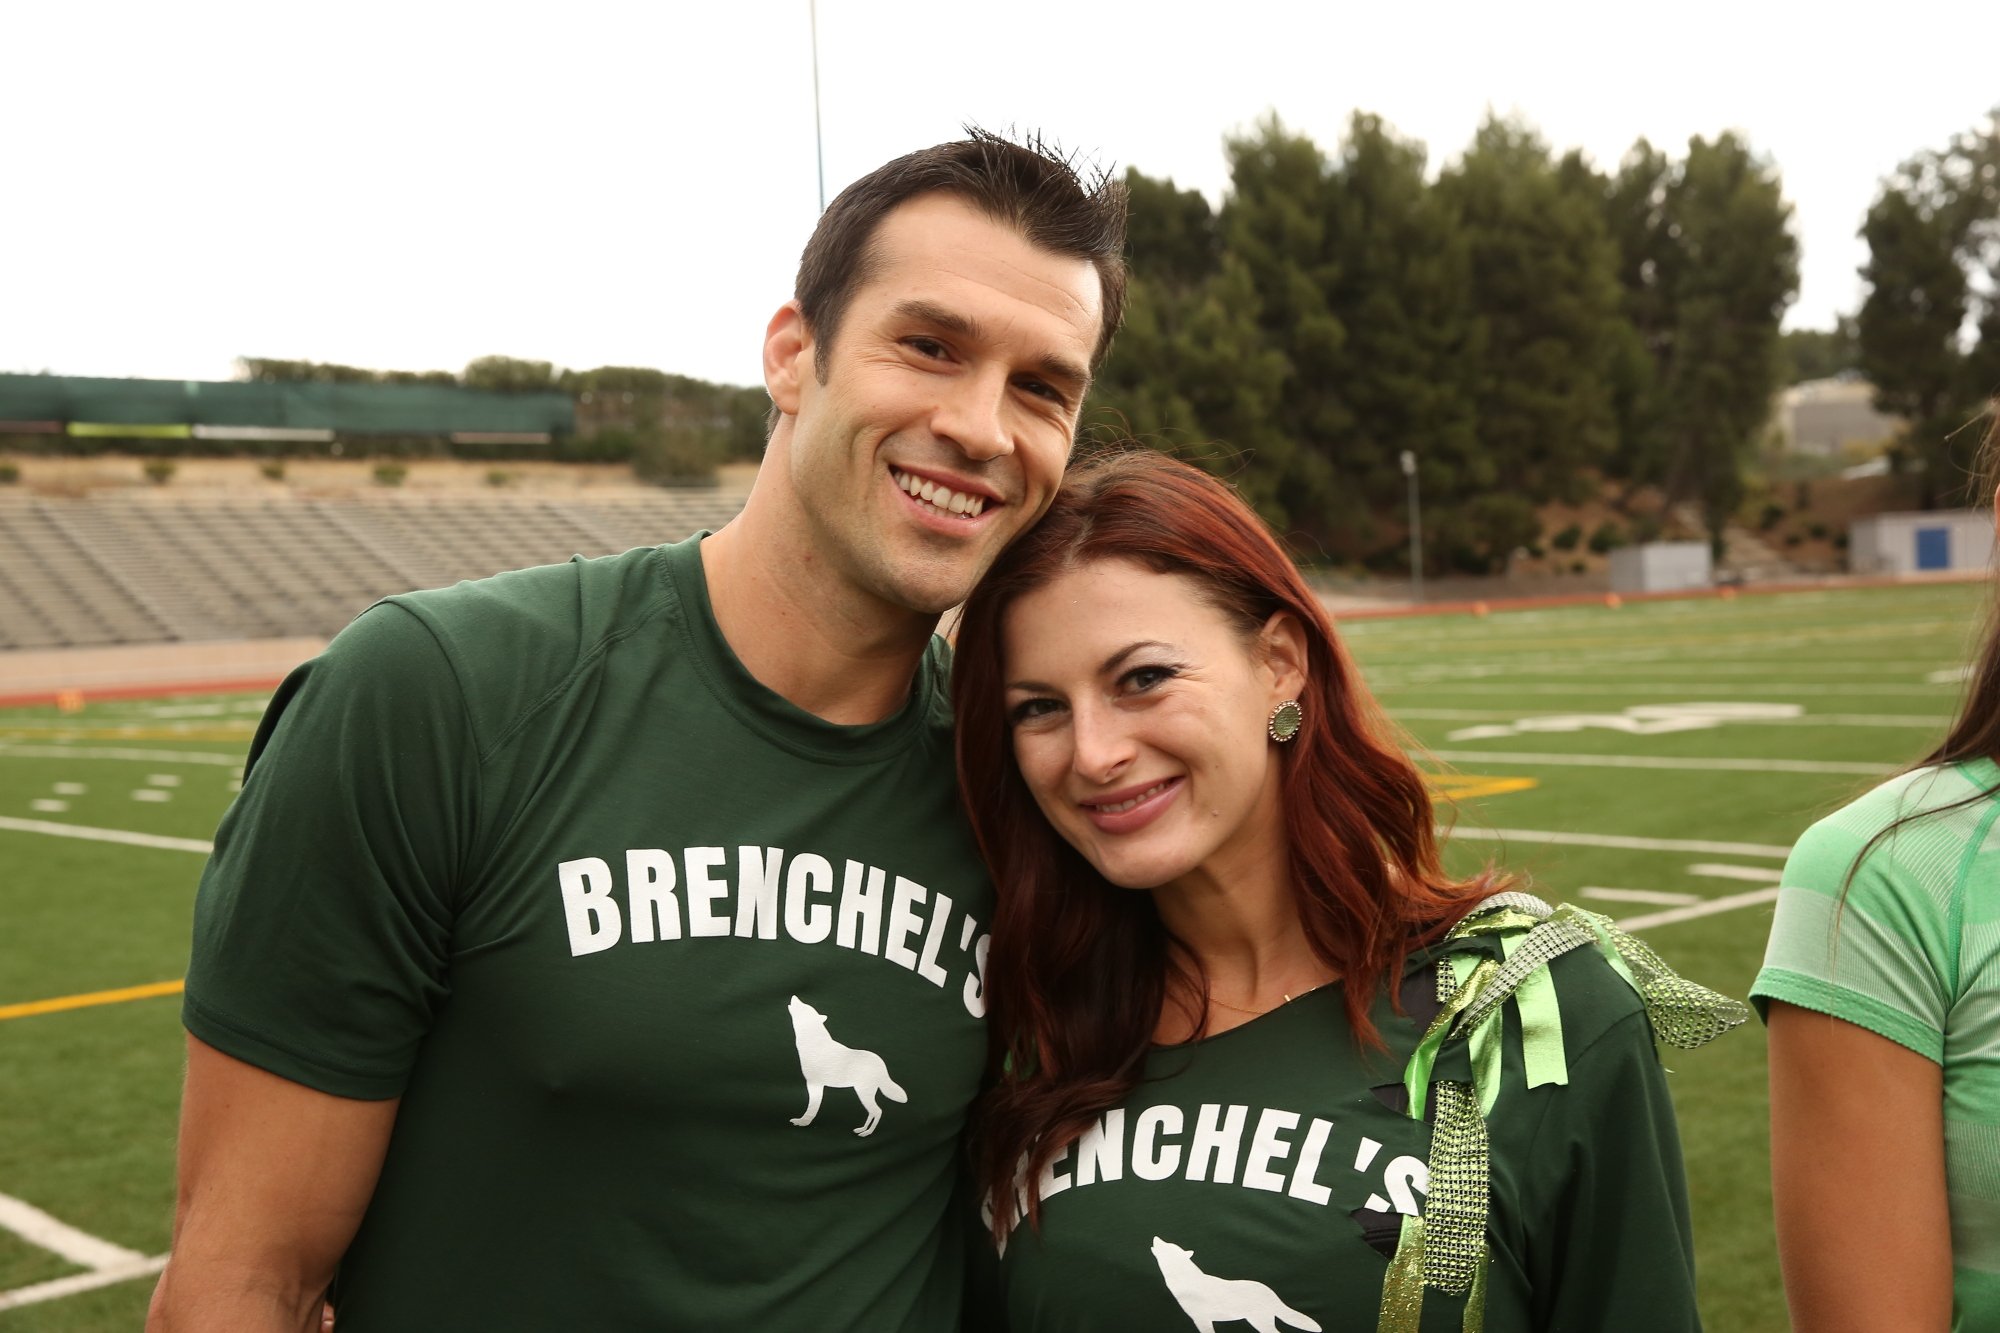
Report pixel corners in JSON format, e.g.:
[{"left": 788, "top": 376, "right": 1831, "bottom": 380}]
[{"left": 950, "top": 447, "right": 1747, "bottom": 1332}]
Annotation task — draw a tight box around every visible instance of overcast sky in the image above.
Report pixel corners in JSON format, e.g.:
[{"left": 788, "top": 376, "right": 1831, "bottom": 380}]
[{"left": 4, "top": 0, "right": 1991, "bottom": 391}]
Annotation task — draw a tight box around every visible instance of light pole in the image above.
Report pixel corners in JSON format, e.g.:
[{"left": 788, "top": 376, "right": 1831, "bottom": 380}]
[
  {"left": 808, "top": 0, "right": 826, "bottom": 211},
  {"left": 1400, "top": 449, "right": 1422, "bottom": 603}
]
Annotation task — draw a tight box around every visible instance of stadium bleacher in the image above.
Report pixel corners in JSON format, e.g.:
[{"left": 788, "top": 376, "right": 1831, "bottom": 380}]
[{"left": 0, "top": 489, "right": 746, "bottom": 650}]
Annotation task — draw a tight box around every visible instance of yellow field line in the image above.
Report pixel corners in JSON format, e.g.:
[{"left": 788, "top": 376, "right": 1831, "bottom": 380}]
[{"left": 0, "top": 979, "right": 183, "bottom": 1022}]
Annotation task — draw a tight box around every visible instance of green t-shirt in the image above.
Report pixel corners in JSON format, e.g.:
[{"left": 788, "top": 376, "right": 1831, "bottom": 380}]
[
  {"left": 184, "top": 535, "right": 995, "bottom": 1332},
  {"left": 1752, "top": 759, "right": 2000, "bottom": 1331},
  {"left": 983, "top": 934, "right": 1699, "bottom": 1332}
]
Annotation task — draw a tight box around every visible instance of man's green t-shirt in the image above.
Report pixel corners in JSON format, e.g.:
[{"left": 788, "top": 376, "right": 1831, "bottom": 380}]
[
  {"left": 183, "top": 535, "right": 995, "bottom": 1331},
  {"left": 984, "top": 936, "right": 1699, "bottom": 1331}
]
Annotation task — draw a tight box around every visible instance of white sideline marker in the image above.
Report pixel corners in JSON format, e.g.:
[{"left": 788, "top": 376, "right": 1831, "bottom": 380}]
[
  {"left": 0, "top": 1189, "right": 168, "bottom": 1313},
  {"left": 29, "top": 799, "right": 68, "bottom": 814},
  {"left": 1443, "top": 826, "right": 1792, "bottom": 859},
  {"left": 0, "top": 1256, "right": 169, "bottom": 1312},
  {"left": 1424, "top": 749, "right": 1892, "bottom": 777},
  {"left": 1617, "top": 887, "right": 1784, "bottom": 933},
  {"left": 1687, "top": 863, "right": 1787, "bottom": 884},
  {"left": 130, "top": 789, "right": 172, "bottom": 803},
  {"left": 146, "top": 774, "right": 182, "bottom": 787},
  {"left": 0, "top": 815, "right": 213, "bottom": 855},
  {"left": 0, "top": 744, "right": 239, "bottom": 766},
  {"left": 1580, "top": 887, "right": 1700, "bottom": 906}
]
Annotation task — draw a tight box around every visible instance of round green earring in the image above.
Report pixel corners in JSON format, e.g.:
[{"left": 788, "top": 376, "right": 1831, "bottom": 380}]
[{"left": 1268, "top": 699, "right": 1303, "bottom": 743}]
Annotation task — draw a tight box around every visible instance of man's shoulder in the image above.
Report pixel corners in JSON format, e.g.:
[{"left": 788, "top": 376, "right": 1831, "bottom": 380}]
[
  {"left": 383, "top": 544, "right": 674, "bottom": 671},
  {"left": 313, "top": 544, "right": 683, "bottom": 743}
]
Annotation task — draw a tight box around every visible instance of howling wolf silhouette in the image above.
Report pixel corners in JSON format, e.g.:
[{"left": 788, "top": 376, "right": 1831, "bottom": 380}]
[
  {"left": 785, "top": 995, "right": 907, "bottom": 1137},
  {"left": 1150, "top": 1236, "right": 1322, "bottom": 1333}
]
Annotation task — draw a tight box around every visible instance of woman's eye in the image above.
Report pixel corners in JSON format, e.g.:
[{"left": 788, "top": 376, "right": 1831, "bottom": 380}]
[
  {"left": 1008, "top": 698, "right": 1061, "bottom": 726},
  {"left": 1123, "top": 666, "right": 1176, "bottom": 692}
]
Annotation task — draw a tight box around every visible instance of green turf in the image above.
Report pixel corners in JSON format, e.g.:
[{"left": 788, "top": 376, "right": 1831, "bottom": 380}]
[{"left": 0, "top": 580, "right": 1986, "bottom": 1329}]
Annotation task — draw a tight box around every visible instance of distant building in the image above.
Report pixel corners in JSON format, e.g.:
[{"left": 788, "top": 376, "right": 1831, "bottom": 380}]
[
  {"left": 1849, "top": 510, "right": 1994, "bottom": 575},
  {"left": 1610, "top": 541, "right": 1712, "bottom": 593},
  {"left": 1777, "top": 377, "right": 1903, "bottom": 457}
]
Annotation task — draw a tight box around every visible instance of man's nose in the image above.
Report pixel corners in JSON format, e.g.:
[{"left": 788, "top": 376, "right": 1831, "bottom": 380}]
[{"left": 932, "top": 368, "right": 1012, "bottom": 462}]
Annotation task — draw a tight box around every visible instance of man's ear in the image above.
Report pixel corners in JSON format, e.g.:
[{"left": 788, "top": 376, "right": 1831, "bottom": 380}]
[
  {"left": 1259, "top": 610, "right": 1309, "bottom": 702},
  {"left": 764, "top": 302, "right": 811, "bottom": 418}
]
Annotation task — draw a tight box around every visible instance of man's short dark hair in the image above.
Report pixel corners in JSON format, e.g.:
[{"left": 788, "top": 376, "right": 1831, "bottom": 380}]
[{"left": 794, "top": 127, "right": 1129, "bottom": 378}]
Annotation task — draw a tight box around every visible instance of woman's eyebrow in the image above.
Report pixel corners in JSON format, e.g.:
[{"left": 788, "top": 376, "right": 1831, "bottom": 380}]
[{"left": 1006, "top": 640, "right": 1175, "bottom": 694}]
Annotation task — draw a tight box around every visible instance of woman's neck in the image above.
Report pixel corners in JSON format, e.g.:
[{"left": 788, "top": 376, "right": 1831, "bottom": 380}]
[{"left": 1151, "top": 851, "right": 1337, "bottom": 1042}]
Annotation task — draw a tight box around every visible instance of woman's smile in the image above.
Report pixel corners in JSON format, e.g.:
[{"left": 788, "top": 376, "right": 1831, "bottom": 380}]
[{"left": 1079, "top": 776, "right": 1185, "bottom": 832}]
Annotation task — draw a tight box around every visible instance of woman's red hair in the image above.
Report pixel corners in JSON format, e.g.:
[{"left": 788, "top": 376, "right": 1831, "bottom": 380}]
[{"left": 951, "top": 447, "right": 1496, "bottom": 1235}]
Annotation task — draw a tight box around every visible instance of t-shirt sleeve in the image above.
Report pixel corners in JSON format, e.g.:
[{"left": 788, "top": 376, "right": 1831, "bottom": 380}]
[
  {"left": 1520, "top": 1004, "right": 1699, "bottom": 1332},
  {"left": 182, "top": 601, "right": 478, "bottom": 1098},
  {"left": 1750, "top": 814, "right": 1952, "bottom": 1064}
]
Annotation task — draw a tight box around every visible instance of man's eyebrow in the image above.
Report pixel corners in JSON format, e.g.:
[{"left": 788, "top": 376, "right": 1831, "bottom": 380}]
[{"left": 892, "top": 299, "right": 1091, "bottom": 398}]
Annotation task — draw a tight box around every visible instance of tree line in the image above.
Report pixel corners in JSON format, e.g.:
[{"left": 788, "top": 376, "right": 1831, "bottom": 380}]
[
  {"left": 1855, "top": 108, "right": 2000, "bottom": 506},
  {"left": 1088, "top": 113, "right": 1799, "bottom": 573}
]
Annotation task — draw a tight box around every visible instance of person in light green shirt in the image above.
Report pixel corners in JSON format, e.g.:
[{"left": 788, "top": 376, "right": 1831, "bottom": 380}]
[{"left": 1754, "top": 407, "right": 2000, "bottom": 1333}]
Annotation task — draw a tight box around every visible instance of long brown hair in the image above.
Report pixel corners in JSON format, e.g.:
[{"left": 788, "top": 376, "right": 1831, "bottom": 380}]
[
  {"left": 1841, "top": 403, "right": 2000, "bottom": 893},
  {"left": 1918, "top": 404, "right": 2000, "bottom": 770},
  {"left": 951, "top": 448, "right": 1496, "bottom": 1234}
]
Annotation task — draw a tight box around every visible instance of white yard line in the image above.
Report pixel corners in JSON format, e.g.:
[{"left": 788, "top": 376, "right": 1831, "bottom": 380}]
[
  {"left": 0, "top": 744, "right": 240, "bottom": 766},
  {"left": 0, "top": 1191, "right": 148, "bottom": 1270},
  {"left": 1424, "top": 749, "right": 1891, "bottom": 776},
  {"left": 1384, "top": 682, "right": 1957, "bottom": 696},
  {"left": 1687, "top": 863, "right": 1787, "bottom": 883},
  {"left": 0, "top": 816, "right": 213, "bottom": 855},
  {"left": 0, "top": 1256, "right": 169, "bottom": 1312},
  {"left": 1442, "top": 826, "right": 1793, "bottom": 858},
  {"left": 1580, "top": 887, "right": 1701, "bottom": 906},
  {"left": 1617, "top": 886, "right": 1783, "bottom": 932},
  {"left": 1391, "top": 707, "right": 1945, "bottom": 728}
]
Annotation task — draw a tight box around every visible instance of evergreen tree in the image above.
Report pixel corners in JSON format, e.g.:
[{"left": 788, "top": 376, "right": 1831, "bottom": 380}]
[
  {"left": 1858, "top": 107, "right": 2000, "bottom": 506},
  {"left": 1588, "top": 135, "right": 1798, "bottom": 544},
  {"left": 1438, "top": 117, "right": 1623, "bottom": 505}
]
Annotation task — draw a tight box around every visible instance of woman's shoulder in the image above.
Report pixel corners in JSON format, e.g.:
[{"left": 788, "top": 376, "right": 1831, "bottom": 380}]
[
  {"left": 1786, "top": 758, "right": 2000, "bottom": 899},
  {"left": 1439, "top": 892, "right": 1739, "bottom": 1061}
]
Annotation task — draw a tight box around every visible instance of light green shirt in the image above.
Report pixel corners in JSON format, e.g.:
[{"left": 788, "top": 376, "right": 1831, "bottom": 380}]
[{"left": 1753, "top": 758, "right": 2000, "bottom": 1331}]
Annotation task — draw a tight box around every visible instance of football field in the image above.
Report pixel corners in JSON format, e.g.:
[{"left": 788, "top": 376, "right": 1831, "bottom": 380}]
[{"left": 0, "top": 579, "right": 1987, "bottom": 1330}]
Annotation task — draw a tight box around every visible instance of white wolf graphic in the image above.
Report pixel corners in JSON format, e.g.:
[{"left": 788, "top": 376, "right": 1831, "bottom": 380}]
[
  {"left": 1150, "top": 1236, "right": 1322, "bottom": 1333},
  {"left": 785, "top": 996, "right": 907, "bottom": 1137}
]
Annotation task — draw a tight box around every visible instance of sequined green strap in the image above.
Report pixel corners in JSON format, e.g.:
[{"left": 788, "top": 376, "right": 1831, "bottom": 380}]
[
  {"left": 1377, "top": 1214, "right": 1426, "bottom": 1333},
  {"left": 1401, "top": 958, "right": 1497, "bottom": 1122},
  {"left": 1375, "top": 895, "right": 1751, "bottom": 1333}
]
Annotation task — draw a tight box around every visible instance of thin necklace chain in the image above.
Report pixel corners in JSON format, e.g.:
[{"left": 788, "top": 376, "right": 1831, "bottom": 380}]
[{"left": 1205, "top": 980, "right": 1333, "bottom": 1017}]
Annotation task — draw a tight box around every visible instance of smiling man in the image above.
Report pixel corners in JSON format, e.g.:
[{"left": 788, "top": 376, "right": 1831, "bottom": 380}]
[{"left": 149, "top": 131, "right": 1126, "bottom": 1332}]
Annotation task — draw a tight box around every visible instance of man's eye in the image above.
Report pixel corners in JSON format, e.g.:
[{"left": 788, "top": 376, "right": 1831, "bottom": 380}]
[
  {"left": 906, "top": 337, "right": 949, "bottom": 360},
  {"left": 1018, "top": 379, "right": 1063, "bottom": 404}
]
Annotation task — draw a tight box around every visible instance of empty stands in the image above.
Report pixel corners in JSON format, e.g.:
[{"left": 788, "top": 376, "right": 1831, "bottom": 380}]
[{"left": 0, "top": 489, "right": 746, "bottom": 650}]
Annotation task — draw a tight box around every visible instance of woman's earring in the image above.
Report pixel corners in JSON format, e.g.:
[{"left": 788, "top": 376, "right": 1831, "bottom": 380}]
[{"left": 1267, "top": 699, "right": 1303, "bottom": 743}]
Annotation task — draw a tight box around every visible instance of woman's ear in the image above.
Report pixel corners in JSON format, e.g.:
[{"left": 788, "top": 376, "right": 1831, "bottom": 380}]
[{"left": 1258, "top": 610, "right": 1309, "bottom": 702}]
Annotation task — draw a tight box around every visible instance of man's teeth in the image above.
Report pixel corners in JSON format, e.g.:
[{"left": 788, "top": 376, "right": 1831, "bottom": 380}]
[
  {"left": 1091, "top": 781, "right": 1170, "bottom": 814},
  {"left": 895, "top": 469, "right": 986, "bottom": 518}
]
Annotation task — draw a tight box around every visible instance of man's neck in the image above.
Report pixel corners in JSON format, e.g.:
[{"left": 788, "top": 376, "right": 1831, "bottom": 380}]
[{"left": 699, "top": 513, "right": 938, "bottom": 728}]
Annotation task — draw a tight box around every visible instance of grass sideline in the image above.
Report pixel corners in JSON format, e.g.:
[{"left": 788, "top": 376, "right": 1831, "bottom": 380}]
[{"left": 0, "top": 579, "right": 1987, "bottom": 1329}]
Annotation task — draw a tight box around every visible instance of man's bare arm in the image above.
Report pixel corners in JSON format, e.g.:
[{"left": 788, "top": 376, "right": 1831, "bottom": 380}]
[{"left": 146, "top": 1034, "right": 399, "bottom": 1332}]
